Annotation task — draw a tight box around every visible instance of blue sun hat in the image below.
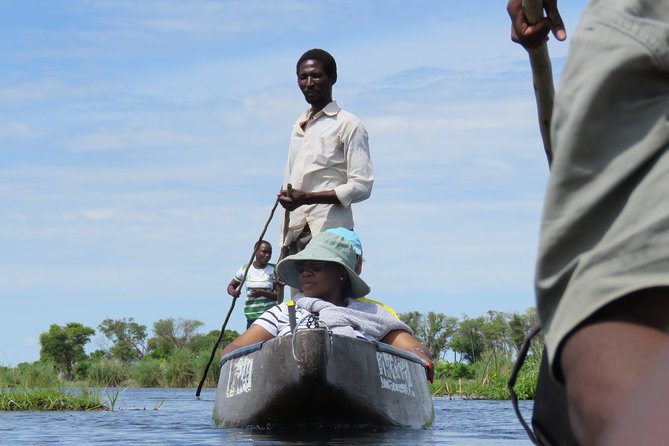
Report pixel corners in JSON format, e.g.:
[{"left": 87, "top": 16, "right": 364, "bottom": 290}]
[
  {"left": 276, "top": 231, "right": 370, "bottom": 297},
  {"left": 326, "top": 227, "right": 362, "bottom": 255}
]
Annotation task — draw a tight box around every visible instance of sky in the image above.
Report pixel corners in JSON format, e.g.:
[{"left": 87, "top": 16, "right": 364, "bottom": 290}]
[{"left": 1, "top": 0, "right": 588, "bottom": 366}]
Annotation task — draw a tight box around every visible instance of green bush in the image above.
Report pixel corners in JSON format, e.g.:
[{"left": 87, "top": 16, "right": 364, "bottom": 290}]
[
  {"left": 510, "top": 352, "right": 540, "bottom": 400},
  {"left": 193, "top": 349, "right": 220, "bottom": 388},
  {"left": 87, "top": 358, "right": 128, "bottom": 387},
  {"left": 131, "top": 358, "right": 162, "bottom": 387},
  {"left": 161, "top": 349, "right": 195, "bottom": 387},
  {"left": 461, "top": 372, "right": 511, "bottom": 399},
  {"left": 12, "top": 362, "right": 61, "bottom": 388},
  {"left": 430, "top": 350, "right": 540, "bottom": 400},
  {"left": 435, "top": 361, "right": 475, "bottom": 380},
  {"left": 73, "top": 359, "right": 92, "bottom": 381},
  {"left": 0, "top": 365, "right": 16, "bottom": 387}
]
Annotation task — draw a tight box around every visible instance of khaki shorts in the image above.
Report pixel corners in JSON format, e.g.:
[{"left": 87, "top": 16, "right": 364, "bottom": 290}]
[{"left": 537, "top": 0, "right": 669, "bottom": 380}]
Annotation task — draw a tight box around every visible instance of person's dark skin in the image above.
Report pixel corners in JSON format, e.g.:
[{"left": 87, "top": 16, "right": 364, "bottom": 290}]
[
  {"left": 298, "top": 261, "right": 347, "bottom": 306},
  {"left": 506, "top": 0, "right": 566, "bottom": 50},
  {"left": 223, "top": 261, "right": 348, "bottom": 356},
  {"left": 278, "top": 59, "right": 341, "bottom": 211},
  {"left": 561, "top": 291, "right": 669, "bottom": 445},
  {"left": 226, "top": 242, "right": 278, "bottom": 300},
  {"left": 298, "top": 59, "right": 333, "bottom": 114}
]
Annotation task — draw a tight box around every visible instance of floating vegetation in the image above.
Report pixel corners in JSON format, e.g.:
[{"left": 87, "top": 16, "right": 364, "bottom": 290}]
[{"left": 0, "top": 388, "right": 109, "bottom": 411}]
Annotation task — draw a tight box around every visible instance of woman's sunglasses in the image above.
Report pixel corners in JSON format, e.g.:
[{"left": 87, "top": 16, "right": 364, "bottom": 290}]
[{"left": 295, "top": 260, "right": 329, "bottom": 273}]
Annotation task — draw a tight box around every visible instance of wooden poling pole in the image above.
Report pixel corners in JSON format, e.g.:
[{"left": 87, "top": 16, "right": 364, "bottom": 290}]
[
  {"left": 523, "top": 0, "right": 555, "bottom": 167},
  {"left": 507, "top": 2, "right": 557, "bottom": 441},
  {"left": 195, "top": 194, "right": 282, "bottom": 397},
  {"left": 277, "top": 183, "right": 292, "bottom": 304}
]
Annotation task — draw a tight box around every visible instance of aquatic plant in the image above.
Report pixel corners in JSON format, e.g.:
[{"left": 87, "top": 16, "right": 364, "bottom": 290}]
[
  {"left": 0, "top": 387, "right": 107, "bottom": 411},
  {"left": 105, "top": 387, "right": 126, "bottom": 411}
]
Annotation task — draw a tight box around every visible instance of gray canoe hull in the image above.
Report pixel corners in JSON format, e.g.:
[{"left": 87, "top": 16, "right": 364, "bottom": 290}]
[{"left": 212, "top": 328, "right": 434, "bottom": 429}]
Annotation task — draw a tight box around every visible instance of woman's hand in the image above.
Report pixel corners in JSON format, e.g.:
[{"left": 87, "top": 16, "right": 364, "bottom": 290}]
[
  {"left": 408, "top": 345, "right": 434, "bottom": 383},
  {"left": 382, "top": 329, "right": 434, "bottom": 383}
]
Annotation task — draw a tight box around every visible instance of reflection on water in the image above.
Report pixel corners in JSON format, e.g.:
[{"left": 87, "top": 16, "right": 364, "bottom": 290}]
[{"left": 0, "top": 388, "right": 533, "bottom": 445}]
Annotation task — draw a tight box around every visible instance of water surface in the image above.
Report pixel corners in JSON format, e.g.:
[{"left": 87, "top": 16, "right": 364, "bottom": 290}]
[{"left": 1, "top": 388, "right": 534, "bottom": 445}]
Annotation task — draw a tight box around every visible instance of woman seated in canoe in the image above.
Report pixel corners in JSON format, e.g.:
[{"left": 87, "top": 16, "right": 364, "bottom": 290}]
[{"left": 222, "top": 231, "right": 434, "bottom": 381}]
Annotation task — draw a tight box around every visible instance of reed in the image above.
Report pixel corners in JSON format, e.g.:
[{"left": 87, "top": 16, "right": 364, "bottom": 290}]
[
  {"left": 1, "top": 362, "right": 61, "bottom": 388},
  {"left": 0, "top": 366, "right": 12, "bottom": 386},
  {"left": 160, "top": 349, "right": 196, "bottom": 387},
  {"left": 194, "top": 348, "right": 220, "bottom": 388},
  {"left": 87, "top": 358, "right": 129, "bottom": 387},
  {"left": 104, "top": 387, "right": 125, "bottom": 411},
  {"left": 130, "top": 358, "right": 162, "bottom": 387},
  {"left": 0, "top": 387, "right": 107, "bottom": 411}
]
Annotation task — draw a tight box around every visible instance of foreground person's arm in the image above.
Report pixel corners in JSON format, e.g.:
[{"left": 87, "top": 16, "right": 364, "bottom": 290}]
[
  {"left": 221, "top": 325, "right": 274, "bottom": 356},
  {"left": 382, "top": 329, "right": 434, "bottom": 382}
]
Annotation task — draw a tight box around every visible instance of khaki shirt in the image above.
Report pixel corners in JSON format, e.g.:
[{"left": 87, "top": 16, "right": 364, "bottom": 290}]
[{"left": 281, "top": 101, "right": 373, "bottom": 245}]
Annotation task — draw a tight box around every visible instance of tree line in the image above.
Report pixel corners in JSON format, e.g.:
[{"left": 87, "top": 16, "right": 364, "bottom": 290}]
[
  {"left": 5, "top": 307, "right": 542, "bottom": 392},
  {"left": 35, "top": 317, "right": 239, "bottom": 385},
  {"left": 399, "top": 307, "right": 543, "bottom": 363}
]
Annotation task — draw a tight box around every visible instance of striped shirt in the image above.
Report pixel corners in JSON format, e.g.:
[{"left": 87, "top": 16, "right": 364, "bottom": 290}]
[{"left": 233, "top": 263, "right": 276, "bottom": 321}]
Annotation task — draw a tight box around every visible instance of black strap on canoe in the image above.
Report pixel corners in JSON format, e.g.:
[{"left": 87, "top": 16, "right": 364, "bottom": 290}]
[{"left": 508, "top": 325, "right": 580, "bottom": 446}]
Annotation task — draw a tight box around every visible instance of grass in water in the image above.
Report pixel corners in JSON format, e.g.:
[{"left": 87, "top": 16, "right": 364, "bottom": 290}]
[
  {"left": 0, "top": 388, "right": 109, "bottom": 411},
  {"left": 105, "top": 388, "right": 126, "bottom": 411}
]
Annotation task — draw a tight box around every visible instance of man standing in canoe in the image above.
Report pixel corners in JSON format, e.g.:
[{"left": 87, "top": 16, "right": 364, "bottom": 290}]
[{"left": 278, "top": 48, "right": 374, "bottom": 256}]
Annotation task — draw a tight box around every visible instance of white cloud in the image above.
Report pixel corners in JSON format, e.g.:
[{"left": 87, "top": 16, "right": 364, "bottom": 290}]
[
  {"left": 0, "top": 122, "right": 39, "bottom": 140},
  {"left": 82, "top": 208, "right": 122, "bottom": 221},
  {"left": 67, "top": 128, "right": 212, "bottom": 152},
  {"left": 0, "top": 79, "right": 103, "bottom": 104}
]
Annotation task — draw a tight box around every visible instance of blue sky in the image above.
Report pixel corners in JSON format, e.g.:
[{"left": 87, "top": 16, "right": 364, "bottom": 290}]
[{"left": 1, "top": 0, "right": 588, "bottom": 366}]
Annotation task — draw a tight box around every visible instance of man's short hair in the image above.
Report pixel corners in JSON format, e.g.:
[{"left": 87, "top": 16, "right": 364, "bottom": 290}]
[{"left": 296, "top": 48, "right": 337, "bottom": 84}]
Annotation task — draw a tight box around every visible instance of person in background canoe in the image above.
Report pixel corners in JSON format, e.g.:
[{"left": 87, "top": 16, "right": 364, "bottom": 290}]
[
  {"left": 277, "top": 48, "right": 374, "bottom": 256},
  {"left": 226, "top": 240, "right": 279, "bottom": 329},
  {"left": 222, "top": 231, "right": 434, "bottom": 382},
  {"left": 508, "top": 1, "right": 669, "bottom": 444},
  {"left": 326, "top": 227, "right": 400, "bottom": 319}
]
